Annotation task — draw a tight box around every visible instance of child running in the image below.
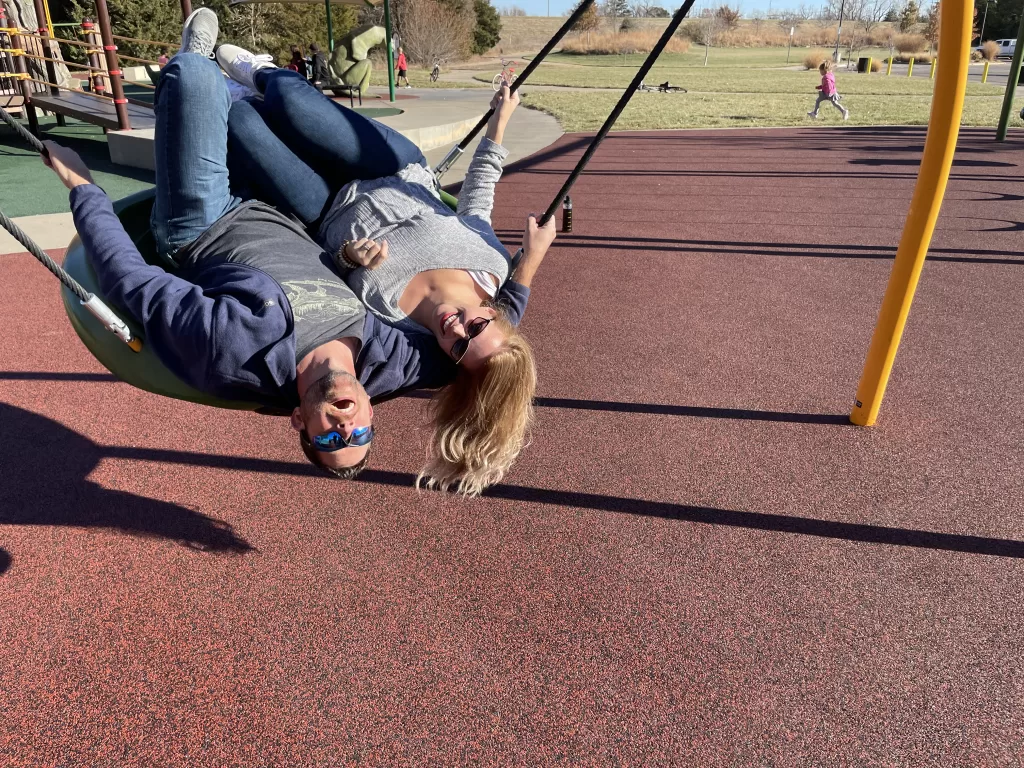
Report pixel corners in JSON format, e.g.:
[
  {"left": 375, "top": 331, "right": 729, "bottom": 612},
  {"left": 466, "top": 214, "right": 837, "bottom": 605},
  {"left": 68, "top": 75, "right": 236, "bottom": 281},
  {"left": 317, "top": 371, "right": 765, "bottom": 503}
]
[{"left": 808, "top": 60, "right": 849, "bottom": 121}]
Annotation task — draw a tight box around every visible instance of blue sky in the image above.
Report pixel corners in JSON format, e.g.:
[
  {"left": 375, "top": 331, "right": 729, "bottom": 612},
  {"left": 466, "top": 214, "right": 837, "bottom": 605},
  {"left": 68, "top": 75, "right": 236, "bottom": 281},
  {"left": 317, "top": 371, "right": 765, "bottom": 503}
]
[{"left": 503, "top": 0, "right": 792, "bottom": 16}]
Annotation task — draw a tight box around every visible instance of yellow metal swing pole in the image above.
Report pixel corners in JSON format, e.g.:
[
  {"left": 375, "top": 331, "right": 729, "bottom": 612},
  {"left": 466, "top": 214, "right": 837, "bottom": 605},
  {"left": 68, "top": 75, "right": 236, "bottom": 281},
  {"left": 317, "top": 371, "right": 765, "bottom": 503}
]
[{"left": 850, "top": 0, "right": 971, "bottom": 427}]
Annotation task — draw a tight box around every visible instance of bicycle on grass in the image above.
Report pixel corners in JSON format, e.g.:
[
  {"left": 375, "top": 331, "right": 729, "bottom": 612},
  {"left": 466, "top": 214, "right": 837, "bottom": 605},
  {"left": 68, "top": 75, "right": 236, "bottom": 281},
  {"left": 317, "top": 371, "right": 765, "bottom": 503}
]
[
  {"left": 492, "top": 58, "right": 517, "bottom": 91},
  {"left": 636, "top": 80, "right": 688, "bottom": 94}
]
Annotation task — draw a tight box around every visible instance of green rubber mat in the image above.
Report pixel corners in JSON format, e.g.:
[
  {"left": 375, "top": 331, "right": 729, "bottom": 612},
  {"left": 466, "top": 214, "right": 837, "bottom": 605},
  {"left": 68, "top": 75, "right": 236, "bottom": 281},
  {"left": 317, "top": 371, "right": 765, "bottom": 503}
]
[{"left": 0, "top": 116, "right": 155, "bottom": 217}]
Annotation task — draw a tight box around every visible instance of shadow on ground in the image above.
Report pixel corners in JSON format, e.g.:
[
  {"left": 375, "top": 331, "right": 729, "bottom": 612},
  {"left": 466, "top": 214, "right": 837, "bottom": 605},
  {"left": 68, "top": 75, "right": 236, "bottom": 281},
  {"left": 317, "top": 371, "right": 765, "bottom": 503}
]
[{"left": 0, "top": 402, "right": 252, "bottom": 554}]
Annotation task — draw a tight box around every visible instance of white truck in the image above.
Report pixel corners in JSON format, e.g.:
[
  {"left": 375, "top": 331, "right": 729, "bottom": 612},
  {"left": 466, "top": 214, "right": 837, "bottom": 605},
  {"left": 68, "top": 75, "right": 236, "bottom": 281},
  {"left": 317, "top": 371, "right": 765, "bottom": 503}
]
[{"left": 975, "top": 38, "right": 1017, "bottom": 58}]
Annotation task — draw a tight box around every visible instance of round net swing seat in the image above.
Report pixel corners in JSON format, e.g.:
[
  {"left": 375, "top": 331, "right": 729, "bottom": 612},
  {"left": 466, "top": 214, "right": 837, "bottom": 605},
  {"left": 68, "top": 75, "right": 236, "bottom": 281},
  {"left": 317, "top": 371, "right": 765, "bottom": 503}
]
[
  {"left": 61, "top": 189, "right": 268, "bottom": 412},
  {"left": 60, "top": 187, "right": 462, "bottom": 413}
]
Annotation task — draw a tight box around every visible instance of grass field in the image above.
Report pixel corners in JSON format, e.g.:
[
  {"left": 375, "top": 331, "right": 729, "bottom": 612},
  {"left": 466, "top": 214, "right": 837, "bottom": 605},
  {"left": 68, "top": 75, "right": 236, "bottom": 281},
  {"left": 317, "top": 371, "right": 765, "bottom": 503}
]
[
  {"left": 500, "top": 64, "right": 1004, "bottom": 96},
  {"left": 542, "top": 47, "right": 896, "bottom": 69},
  {"left": 520, "top": 89, "right": 1020, "bottom": 131},
  {"left": 465, "top": 45, "right": 1023, "bottom": 133}
]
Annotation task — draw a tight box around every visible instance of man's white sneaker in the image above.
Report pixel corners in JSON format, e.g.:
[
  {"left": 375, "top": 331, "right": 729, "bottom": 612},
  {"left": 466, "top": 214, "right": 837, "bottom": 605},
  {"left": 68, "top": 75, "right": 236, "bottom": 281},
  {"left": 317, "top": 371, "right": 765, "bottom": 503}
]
[
  {"left": 216, "top": 43, "right": 275, "bottom": 91},
  {"left": 807, "top": 111, "right": 818, "bottom": 119},
  {"left": 843, "top": 110, "right": 850, "bottom": 121},
  {"left": 180, "top": 7, "right": 218, "bottom": 58}
]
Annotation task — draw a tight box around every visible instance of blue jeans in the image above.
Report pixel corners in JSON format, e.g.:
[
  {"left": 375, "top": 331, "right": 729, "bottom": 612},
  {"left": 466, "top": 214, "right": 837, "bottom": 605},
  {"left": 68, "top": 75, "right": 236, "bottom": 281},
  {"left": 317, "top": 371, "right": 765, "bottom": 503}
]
[
  {"left": 151, "top": 54, "right": 240, "bottom": 257},
  {"left": 226, "top": 69, "right": 426, "bottom": 228}
]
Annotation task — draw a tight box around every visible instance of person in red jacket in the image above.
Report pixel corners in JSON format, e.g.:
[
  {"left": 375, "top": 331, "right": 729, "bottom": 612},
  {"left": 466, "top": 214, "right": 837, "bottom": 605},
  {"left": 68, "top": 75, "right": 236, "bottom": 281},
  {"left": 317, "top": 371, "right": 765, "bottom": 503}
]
[
  {"left": 395, "top": 47, "right": 410, "bottom": 88},
  {"left": 808, "top": 59, "right": 849, "bottom": 121}
]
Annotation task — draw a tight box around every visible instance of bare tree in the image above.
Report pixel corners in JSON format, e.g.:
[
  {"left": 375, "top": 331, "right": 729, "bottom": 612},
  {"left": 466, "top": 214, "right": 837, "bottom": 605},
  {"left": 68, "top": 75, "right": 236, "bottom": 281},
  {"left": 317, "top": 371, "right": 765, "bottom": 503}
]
[
  {"left": 776, "top": 10, "right": 805, "bottom": 32},
  {"left": 632, "top": 0, "right": 667, "bottom": 16},
  {"left": 750, "top": 9, "right": 766, "bottom": 31},
  {"left": 714, "top": 4, "right": 742, "bottom": 29},
  {"left": 225, "top": 3, "right": 274, "bottom": 51},
  {"left": 859, "top": 0, "right": 892, "bottom": 31},
  {"left": 689, "top": 13, "right": 723, "bottom": 64},
  {"left": 500, "top": 5, "right": 528, "bottom": 15},
  {"left": 401, "top": 0, "right": 473, "bottom": 64}
]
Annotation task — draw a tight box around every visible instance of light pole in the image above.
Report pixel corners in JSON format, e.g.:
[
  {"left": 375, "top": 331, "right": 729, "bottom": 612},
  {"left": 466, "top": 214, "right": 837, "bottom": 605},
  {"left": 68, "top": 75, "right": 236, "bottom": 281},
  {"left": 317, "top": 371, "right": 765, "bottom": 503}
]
[
  {"left": 833, "top": 0, "right": 845, "bottom": 62},
  {"left": 978, "top": 0, "right": 989, "bottom": 43}
]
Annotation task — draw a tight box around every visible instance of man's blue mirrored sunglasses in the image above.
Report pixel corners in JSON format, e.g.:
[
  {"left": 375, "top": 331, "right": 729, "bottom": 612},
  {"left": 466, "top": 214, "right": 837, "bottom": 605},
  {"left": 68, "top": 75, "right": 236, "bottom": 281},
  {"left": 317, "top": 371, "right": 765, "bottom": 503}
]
[{"left": 312, "top": 425, "right": 374, "bottom": 452}]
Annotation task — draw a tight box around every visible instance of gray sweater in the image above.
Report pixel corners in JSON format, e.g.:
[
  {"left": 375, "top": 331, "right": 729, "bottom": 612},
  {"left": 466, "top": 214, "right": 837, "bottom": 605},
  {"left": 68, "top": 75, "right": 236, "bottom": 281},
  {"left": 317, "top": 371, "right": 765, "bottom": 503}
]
[{"left": 317, "top": 139, "right": 512, "bottom": 335}]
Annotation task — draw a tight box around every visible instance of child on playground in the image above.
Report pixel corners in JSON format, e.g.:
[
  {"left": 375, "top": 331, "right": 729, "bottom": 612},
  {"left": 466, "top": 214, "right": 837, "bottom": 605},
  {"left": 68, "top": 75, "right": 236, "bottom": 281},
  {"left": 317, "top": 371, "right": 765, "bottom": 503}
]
[
  {"left": 808, "top": 60, "right": 849, "bottom": 121},
  {"left": 395, "top": 47, "right": 410, "bottom": 88}
]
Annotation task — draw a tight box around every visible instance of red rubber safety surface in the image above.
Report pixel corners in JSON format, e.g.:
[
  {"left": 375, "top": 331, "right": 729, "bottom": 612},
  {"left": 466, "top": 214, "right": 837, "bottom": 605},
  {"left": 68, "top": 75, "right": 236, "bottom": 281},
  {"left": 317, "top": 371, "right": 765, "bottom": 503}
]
[{"left": 2, "top": 126, "right": 1023, "bottom": 766}]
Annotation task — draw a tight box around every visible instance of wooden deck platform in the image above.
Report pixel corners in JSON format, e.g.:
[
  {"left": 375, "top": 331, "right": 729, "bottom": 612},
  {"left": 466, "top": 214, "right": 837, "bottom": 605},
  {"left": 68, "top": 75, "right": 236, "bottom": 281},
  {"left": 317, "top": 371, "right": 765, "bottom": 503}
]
[{"left": 30, "top": 90, "right": 155, "bottom": 131}]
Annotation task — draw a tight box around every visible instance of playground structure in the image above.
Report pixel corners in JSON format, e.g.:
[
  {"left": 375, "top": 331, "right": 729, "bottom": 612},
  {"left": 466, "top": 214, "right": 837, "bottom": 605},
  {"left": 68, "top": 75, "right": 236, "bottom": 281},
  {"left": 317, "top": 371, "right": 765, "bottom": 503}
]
[
  {"left": 0, "top": 0, "right": 397, "bottom": 145},
  {"left": 0, "top": 0, "right": 194, "bottom": 134},
  {"left": 326, "top": 23, "right": 386, "bottom": 103}
]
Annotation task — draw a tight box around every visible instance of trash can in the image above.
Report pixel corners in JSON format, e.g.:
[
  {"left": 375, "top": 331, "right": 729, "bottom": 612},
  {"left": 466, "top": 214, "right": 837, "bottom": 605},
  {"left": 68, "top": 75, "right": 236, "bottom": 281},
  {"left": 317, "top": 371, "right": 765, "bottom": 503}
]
[{"left": 857, "top": 56, "right": 872, "bottom": 73}]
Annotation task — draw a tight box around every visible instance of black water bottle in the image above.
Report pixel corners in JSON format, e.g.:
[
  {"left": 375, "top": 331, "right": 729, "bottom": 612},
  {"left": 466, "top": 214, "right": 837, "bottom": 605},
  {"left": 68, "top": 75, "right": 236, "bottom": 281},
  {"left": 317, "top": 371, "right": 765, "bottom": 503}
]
[{"left": 562, "top": 195, "right": 573, "bottom": 233}]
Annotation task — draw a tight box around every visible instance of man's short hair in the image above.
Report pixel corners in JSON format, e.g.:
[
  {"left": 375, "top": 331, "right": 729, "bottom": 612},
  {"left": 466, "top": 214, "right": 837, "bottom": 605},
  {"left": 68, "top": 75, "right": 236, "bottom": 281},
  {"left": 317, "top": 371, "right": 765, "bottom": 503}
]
[{"left": 299, "top": 431, "right": 370, "bottom": 480}]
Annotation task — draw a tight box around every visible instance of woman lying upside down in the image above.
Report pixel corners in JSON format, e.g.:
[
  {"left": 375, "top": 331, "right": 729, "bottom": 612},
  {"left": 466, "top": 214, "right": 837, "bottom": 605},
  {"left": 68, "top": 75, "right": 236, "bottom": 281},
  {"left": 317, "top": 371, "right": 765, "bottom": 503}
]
[{"left": 218, "top": 44, "right": 557, "bottom": 496}]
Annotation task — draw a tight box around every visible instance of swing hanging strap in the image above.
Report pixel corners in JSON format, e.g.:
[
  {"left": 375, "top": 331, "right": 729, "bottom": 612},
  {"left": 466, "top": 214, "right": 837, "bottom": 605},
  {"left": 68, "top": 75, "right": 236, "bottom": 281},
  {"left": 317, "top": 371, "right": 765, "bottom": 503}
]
[
  {"left": 433, "top": 0, "right": 599, "bottom": 178},
  {"left": 538, "top": 0, "right": 698, "bottom": 227},
  {"left": 0, "top": 105, "right": 142, "bottom": 352}
]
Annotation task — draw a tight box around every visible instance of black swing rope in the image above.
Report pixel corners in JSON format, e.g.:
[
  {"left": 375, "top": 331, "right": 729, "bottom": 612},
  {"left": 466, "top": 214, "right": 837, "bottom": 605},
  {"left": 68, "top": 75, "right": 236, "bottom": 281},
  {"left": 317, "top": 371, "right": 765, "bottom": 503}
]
[
  {"left": 536, "top": 0, "right": 697, "bottom": 227},
  {"left": 0, "top": 104, "right": 142, "bottom": 351},
  {"left": 433, "top": 0, "right": 598, "bottom": 178}
]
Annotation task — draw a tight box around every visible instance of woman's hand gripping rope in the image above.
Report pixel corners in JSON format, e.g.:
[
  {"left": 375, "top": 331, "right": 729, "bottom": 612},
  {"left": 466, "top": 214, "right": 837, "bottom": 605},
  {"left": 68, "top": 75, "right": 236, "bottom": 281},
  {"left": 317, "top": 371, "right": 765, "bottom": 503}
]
[{"left": 512, "top": 213, "right": 557, "bottom": 289}]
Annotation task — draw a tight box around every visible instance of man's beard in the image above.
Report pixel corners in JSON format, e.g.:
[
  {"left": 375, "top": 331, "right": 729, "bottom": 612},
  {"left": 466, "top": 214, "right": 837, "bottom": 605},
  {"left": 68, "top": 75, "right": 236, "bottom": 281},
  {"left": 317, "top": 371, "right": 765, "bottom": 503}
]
[{"left": 302, "top": 370, "right": 361, "bottom": 411}]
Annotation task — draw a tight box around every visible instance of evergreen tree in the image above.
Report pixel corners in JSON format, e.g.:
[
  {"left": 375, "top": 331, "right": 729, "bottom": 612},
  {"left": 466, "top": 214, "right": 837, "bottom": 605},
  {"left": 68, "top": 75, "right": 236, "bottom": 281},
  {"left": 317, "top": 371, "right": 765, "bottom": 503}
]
[
  {"left": 898, "top": 0, "right": 919, "bottom": 31},
  {"left": 985, "top": 0, "right": 1022, "bottom": 38},
  {"left": 603, "top": 0, "right": 632, "bottom": 20},
  {"left": 472, "top": 0, "right": 501, "bottom": 54}
]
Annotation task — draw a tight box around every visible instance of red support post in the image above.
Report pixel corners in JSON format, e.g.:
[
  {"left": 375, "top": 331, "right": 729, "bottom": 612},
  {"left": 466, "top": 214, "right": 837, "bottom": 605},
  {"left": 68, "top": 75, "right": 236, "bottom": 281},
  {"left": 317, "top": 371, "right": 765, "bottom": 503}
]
[{"left": 93, "top": 0, "right": 130, "bottom": 131}]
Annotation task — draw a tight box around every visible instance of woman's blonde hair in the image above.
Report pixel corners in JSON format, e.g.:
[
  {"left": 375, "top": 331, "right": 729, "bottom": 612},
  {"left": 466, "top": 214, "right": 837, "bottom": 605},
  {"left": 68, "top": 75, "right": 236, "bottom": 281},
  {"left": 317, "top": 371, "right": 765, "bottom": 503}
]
[
  {"left": 418, "top": 313, "right": 536, "bottom": 497},
  {"left": 819, "top": 59, "right": 833, "bottom": 73}
]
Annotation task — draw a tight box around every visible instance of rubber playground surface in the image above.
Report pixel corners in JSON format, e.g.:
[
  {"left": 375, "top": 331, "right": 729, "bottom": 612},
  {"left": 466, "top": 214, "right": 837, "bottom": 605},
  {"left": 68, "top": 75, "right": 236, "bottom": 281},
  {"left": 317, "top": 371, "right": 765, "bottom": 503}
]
[{"left": 1, "top": 126, "right": 1022, "bottom": 765}]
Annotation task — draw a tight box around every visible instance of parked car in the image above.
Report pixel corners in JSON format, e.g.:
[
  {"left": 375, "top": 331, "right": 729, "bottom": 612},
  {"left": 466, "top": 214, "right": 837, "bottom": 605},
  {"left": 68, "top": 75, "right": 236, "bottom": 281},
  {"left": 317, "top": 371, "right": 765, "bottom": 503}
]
[{"left": 974, "top": 38, "right": 1017, "bottom": 58}]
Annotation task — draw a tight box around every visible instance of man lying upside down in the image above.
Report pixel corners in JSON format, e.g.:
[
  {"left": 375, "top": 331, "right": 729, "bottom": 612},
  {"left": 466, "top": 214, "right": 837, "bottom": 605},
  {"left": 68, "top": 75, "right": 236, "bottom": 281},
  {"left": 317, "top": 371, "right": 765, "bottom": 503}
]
[{"left": 46, "top": 8, "right": 555, "bottom": 493}]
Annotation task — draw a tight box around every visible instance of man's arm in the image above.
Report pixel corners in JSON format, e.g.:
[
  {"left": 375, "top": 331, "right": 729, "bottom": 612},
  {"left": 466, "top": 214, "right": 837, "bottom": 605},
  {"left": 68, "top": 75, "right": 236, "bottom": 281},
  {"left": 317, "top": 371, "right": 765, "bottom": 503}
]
[{"left": 47, "top": 142, "right": 261, "bottom": 367}]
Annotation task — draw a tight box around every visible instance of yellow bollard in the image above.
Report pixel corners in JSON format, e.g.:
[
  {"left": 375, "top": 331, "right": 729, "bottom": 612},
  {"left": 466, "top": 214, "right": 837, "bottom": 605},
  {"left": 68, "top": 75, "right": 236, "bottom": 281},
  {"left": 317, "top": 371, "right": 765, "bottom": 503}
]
[
  {"left": 982, "top": 60, "right": 990, "bottom": 82},
  {"left": 850, "top": 0, "right": 973, "bottom": 426},
  {"left": 887, "top": 56, "right": 893, "bottom": 75},
  {"left": 930, "top": 57, "right": 936, "bottom": 78},
  {"left": 867, "top": 56, "right": 873, "bottom": 73},
  {"left": 907, "top": 57, "right": 914, "bottom": 77}
]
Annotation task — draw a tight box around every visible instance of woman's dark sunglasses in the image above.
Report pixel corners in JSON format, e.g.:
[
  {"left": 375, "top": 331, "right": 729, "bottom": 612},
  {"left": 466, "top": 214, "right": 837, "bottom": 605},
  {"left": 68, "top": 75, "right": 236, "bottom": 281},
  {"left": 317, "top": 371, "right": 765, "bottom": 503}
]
[
  {"left": 312, "top": 425, "right": 374, "bottom": 452},
  {"left": 451, "top": 317, "right": 492, "bottom": 364}
]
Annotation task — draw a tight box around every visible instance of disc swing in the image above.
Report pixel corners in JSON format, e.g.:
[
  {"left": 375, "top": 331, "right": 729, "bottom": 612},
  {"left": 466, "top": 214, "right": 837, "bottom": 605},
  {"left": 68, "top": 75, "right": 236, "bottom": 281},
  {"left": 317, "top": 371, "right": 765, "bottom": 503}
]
[{"left": 0, "top": 0, "right": 696, "bottom": 413}]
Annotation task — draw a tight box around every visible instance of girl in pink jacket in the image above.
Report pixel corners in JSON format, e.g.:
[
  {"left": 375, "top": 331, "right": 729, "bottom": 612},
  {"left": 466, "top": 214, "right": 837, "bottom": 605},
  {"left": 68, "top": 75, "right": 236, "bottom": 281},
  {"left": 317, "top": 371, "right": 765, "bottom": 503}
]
[{"left": 808, "top": 60, "right": 850, "bottom": 121}]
